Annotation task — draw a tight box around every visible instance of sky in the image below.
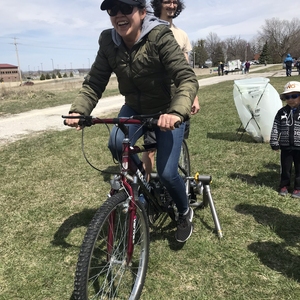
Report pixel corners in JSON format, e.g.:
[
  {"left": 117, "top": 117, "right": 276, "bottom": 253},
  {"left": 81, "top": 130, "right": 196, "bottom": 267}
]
[{"left": 1, "top": 0, "right": 298, "bottom": 72}]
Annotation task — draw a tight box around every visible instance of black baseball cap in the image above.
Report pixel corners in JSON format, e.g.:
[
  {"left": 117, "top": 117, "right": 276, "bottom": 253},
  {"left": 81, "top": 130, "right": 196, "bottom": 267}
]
[{"left": 100, "top": 0, "right": 146, "bottom": 10}]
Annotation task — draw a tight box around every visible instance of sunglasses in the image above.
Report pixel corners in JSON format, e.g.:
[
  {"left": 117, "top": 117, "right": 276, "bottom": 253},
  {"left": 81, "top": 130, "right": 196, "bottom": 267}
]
[
  {"left": 107, "top": 2, "right": 134, "bottom": 16},
  {"left": 284, "top": 94, "right": 300, "bottom": 100},
  {"left": 162, "top": 1, "right": 178, "bottom": 5}
]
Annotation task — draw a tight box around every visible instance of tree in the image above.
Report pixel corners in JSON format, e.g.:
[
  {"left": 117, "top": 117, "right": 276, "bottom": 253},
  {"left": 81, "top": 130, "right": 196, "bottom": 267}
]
[
  {"left": 63, "top": 73, "right": 68, "bottom": 78},
  {"left": 211, "top": 43, "right": 225, "bottom": 66},
  {"left": 52, "top": 73, "right": 56, "bottom": 79},
  {"left": 191, "top": 39, "right": 208, "bottom": 67},
  {"left": 40, "top": 74, "right": 45, "bottom": 80},
  {"left": 205, "top": 32, "right": 221, "bottom": 64},
  {"left": 259, "top": 42, "right": 271, "bottom": 64},
  {"left": 258, "top": 17, "right": 300, "bottom": 62},
  {"left": 45, "top": 73, "right": 51, "bottom": 80},
  {"left": 224, "top": 37, "right": 251, "bottom": 61}
]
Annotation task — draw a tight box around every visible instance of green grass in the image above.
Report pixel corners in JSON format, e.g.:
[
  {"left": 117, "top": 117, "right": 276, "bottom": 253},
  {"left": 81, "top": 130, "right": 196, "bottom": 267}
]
[
  {"left": 251, "top": 64, "right": 283, "bottom": 73},
  {"left": 1, "top": 74, "right": 300, "bottom": 299}
]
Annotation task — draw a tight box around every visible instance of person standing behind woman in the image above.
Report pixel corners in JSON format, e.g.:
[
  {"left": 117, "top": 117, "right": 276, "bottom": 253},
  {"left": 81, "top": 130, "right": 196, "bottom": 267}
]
[
  {"left": 151, "top": 0, "right": 199, "bottom": 115},
  {"left": 270, "top": 81, "right": 300, "bottom": 198},
  {"left": 142, "top": 0, "right": 200, "bottom": 177},
  {"left": 65, "top": 0, "right": 199, "bottom": 242}
]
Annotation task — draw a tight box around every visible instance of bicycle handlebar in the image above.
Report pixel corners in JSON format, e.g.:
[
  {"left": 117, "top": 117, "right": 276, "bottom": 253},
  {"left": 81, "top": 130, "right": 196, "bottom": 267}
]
[{"left": 62, "top": 115, "right": 181, "bottom": 128}]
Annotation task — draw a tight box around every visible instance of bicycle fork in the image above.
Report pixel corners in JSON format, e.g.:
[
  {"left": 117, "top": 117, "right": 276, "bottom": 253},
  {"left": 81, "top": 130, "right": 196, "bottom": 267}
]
[{"left": 107, "top": 176, "right": 138, "bottom": 266}]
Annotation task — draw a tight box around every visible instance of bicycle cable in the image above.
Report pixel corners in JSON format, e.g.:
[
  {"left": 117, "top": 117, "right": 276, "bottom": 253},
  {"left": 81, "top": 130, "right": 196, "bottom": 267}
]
[
  {"left": 80, "top": 119, "right": 147, "bottom": 175},
  {"left": 80, "top": 124, "right": 118, "bottom": 174}
]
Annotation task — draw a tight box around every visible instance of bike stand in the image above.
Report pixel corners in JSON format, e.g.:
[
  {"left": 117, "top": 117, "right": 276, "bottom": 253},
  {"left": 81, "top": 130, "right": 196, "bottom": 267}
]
[{"left": 189, "top": 173, "right": 223, "bottom": 238}]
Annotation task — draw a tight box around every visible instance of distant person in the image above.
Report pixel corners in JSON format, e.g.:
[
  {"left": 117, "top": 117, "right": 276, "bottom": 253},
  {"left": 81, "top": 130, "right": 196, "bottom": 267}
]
[
  {"left": 245, "top": 61, "right": 250, "bottom": 73},
  {"left": 220, "top": 62, "right": 224, "bottom": 75},
  {"left": 241, "top": 61, "right": 245, "bottom": 74},
  {"left": 284, "top": 53, "right": 293, "bottom": 77},
  {"left": 270, "top": 81, "right": 300, "bottom": 198},
  {"left": 142, "top": 0, "right": 200, "bottom": 178},
  {"left": 218, "top": 61, "right": 224, "bottom": 76}
]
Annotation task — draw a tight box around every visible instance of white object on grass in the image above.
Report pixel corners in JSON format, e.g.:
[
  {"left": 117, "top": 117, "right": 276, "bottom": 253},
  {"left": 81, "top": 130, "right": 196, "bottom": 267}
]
[{"left": 233, "top": 77, "right": 282, "bottom": 142}]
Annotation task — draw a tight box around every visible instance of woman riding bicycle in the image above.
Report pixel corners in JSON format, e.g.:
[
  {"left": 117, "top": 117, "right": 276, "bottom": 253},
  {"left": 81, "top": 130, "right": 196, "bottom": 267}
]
[{"left": 65, "top": 0, "right": 199, "bottom": 242}]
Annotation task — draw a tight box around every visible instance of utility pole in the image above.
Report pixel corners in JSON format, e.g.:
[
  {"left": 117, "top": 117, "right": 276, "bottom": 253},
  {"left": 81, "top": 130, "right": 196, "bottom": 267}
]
[
  {"left": 245, "top": 43, "right": 248, "bottom": 61},
  {"left": 13, "top": 37, "right": 22, "bottom": 85},
  {"left": 193, "top": 50, "right": 195, "bottom": 68},
  {"left": 51, "top": 58, "right": 54, "bottom": 72}
]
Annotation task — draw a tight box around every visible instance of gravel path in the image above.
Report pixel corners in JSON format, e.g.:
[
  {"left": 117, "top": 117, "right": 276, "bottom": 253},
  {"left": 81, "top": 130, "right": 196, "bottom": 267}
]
[
  {"left": 0, "top": 95, "right": 125, "bottom": 146},
  {"left": 0, "top": 67, "right": 284, "bottom": 146}
]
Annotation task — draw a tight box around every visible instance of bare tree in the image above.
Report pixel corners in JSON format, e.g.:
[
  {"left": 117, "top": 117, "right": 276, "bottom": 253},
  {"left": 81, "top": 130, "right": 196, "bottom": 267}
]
[
  {"left": 205, "top": 32, "right": 221, "bottom": 60},
  {"left": 225, "top": 36, "right": 248, "bottom": 61},
  {"left": 249, "top": 36, "right": 263, "bottom": 59},
  {"left": 258, "top": 17, "right": 300, "bottom": 61}
]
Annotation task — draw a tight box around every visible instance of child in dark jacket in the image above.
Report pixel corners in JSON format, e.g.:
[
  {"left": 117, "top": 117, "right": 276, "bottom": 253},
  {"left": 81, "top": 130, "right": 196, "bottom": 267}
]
[{"left": 270, "top": 81, "right": 300, "bottom": 197}]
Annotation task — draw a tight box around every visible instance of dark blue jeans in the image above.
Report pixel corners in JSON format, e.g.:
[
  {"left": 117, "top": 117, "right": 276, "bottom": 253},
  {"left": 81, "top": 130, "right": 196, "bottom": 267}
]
[{"left": 108, "top": 104, "right": 188, "bottom": 214}]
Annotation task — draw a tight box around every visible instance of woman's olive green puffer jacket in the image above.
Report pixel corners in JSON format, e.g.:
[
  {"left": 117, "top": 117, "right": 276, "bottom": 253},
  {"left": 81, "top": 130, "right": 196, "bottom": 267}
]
[{"left": 70, "top": 19, "right": 199, "bottom": 122}]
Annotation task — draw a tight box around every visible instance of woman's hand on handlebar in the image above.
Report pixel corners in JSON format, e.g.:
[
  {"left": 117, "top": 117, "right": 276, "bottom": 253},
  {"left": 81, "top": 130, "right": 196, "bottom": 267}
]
[
  {"left": 64, "top": 113, "right": 82, "bottom": 131},
  {"left": 157, "top": 114, "right": 181, "bottom": 131}
]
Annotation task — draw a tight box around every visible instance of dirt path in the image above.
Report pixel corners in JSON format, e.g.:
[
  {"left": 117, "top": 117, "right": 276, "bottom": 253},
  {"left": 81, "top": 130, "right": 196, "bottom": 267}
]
[{"left": 0, "top": 66, "right": 284, "bottom": 146}]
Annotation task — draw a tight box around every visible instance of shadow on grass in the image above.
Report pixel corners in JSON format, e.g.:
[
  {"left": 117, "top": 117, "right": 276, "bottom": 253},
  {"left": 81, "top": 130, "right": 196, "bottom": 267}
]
[
  {"left": 149, "top": 204, "right": 217, "bottom": 251},
  {"left": 148, "top": 213, "right": 187, "bottom": 251},
  {"left": 51, "top": 208, "right": 97, "bottom": 248},
  {"left": 207, "top": 131, "right": 256, "bottom": 143},
  {"left": 235, "top": 203, "right": 300, "bottom": 282},
  {"left": 98, "top": 165, "right": 121, "bottom": 182},
  {"left": 51, "top": 166, "right": 119, "bottom": 248},
  {"left": 229, "top": 163, "right": 280, "bottom": 190}
]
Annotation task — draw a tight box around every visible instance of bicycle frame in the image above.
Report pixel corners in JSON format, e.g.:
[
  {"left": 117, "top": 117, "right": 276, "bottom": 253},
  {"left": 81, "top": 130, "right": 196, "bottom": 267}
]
[{"left": 63, "top": 115, "right": 223, "bottom": 248}]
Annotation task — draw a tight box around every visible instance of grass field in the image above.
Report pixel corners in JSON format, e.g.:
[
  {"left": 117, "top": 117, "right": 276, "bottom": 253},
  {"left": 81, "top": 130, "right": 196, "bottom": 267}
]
[{"left": 1, "top": 73, "right": 300, "bottom": 299}]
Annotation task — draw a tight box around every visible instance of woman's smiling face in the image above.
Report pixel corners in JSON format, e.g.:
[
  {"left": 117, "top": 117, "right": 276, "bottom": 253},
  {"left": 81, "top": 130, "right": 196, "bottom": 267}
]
[{"left": 109, "top": 3, "right": 146, "bottom": 48}]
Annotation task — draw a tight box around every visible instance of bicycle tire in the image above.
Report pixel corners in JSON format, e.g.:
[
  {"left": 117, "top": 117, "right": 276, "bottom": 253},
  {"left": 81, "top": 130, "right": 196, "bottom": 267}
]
[
  {"left": 178, "top": 139, "right": 191, "bottom": 177},
  {"left": 74, "top": 190, "right": 150, "bottom": 300}
]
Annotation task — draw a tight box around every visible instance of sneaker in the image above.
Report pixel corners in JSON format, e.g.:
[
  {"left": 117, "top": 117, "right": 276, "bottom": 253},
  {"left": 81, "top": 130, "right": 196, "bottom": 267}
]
[
  {"left": 175, "top": 207, "right": 194, "bottom": 243},
  {"left": 291, "top": 190, "right": 300, "bottom": 198},
  {"left": 278, "top": 186, "right": 288, "bottom": 196}
]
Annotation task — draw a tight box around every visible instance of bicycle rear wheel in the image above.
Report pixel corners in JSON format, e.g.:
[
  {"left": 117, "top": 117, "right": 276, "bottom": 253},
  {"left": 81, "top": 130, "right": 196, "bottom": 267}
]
[{"left": 74, "top": 190, "right": 149, "bottom": 300}]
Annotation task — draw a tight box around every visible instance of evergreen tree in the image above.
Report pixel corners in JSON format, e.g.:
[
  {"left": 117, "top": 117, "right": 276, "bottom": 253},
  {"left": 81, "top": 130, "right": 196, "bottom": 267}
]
[
  {"left": 211, "top": 43, "right": 225, "bottom": 67},
  {"left": 192, "top": 39, "right": 208, "bottom": 67},
  {"left": 45, "top": 73, "right": 51, "bottom": 80},
  {"left": 63, "top": 73, "right": 68, "bottom": 78},
  {"left": 259, "top": 41, "right": 271, "bottom": 64},
  {"left": 40, "top": 74, "right": 46, "bottom": 80},
  {"left": 52, "top": 73, "right": 56, "bottom": 79}
]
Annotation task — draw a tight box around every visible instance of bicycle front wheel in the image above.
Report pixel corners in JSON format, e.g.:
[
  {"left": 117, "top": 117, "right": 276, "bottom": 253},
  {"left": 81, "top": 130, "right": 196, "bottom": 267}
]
[
  {"left": 178, "top": 139, "right": 191, "bottom": 177},
  {"left": 74, "top": 190, "right": 150, "bottom": 300}
]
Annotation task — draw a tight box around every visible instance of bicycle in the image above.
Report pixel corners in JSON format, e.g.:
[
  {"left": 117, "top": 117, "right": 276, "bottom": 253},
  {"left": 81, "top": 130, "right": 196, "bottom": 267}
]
[{"left": 62, "top": 114, "right": 222, "bottom": 300}]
